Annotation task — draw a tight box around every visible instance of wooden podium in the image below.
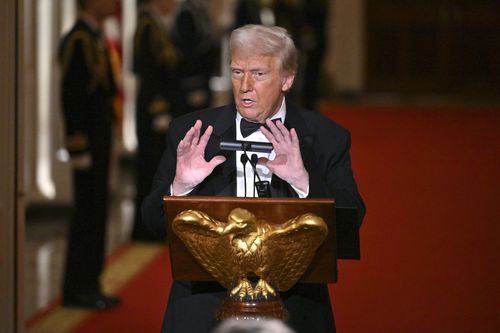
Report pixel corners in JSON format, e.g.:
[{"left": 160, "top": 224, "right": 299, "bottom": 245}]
[{"left": 163, "top": 196, "right": 338, "bottom": 286}]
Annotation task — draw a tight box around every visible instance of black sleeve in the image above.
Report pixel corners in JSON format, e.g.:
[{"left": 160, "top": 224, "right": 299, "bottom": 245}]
[
  {"left": 308, "top": 128, "right": 366, "bottom": 225},
  {"left": 59, "top": 34, "right": 93, "bottom": 156}
]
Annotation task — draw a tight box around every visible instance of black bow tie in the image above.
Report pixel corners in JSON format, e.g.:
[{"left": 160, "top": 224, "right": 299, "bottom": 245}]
[{"left": 240, "top": 118, "right": 281, "bottom": 138}]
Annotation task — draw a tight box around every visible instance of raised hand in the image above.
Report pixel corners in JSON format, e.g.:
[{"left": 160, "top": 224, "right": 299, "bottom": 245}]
[
  {"left": 172, "top": 120, "right": 226, "bottom": 195},
  {"left": 259, "top": 119, "right": 309, "bottom": 193}
]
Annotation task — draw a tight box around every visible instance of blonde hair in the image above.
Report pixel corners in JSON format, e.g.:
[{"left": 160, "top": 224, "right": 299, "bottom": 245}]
[{"left": 229, "top": 24, "right": 297, "bottom": 75}]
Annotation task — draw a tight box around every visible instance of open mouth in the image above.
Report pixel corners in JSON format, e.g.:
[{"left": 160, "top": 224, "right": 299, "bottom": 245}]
[{"left": 241, "top": 98, "right": 254, "bottom": 107}]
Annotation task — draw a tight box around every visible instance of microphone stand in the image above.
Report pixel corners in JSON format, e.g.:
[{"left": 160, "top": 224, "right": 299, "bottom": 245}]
[
  {"left": 250, "top": 154, "right": 271, "bottom": 197},
  {"left": 220, "top": 140, "right": 272, "bottom": 198},
  {"left": 240, "top": 152, "right": 249, "bottom": 197}
]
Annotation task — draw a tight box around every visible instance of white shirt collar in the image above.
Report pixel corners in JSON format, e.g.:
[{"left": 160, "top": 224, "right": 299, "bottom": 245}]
[{"left": 236, "top": 97, "right": 287, "bottom": 140}]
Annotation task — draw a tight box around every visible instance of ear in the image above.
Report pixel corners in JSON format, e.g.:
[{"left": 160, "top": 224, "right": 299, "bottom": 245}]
[{"left": 281, "top": 72, "right": 295, "bottom": 93}]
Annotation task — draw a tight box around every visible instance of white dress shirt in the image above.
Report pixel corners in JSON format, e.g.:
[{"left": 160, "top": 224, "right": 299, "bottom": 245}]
[{"left": 235, "top": 98, "right": 308, "bottom": 198}]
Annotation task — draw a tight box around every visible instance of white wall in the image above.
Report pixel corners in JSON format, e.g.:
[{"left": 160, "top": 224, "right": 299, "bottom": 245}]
[{"left": 22, "top": 0, "right": 74, "bottom": 206}]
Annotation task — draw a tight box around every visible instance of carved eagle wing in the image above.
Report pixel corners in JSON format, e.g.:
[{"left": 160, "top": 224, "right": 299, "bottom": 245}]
[
  {"left": 172, "top": 210, "right": 239, "bottom": 289},
  {"left": 263, "top": 213, "right": 329, "bottom": 292}
]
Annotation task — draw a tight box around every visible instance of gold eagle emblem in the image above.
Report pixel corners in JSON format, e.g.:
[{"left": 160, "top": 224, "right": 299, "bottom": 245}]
[{"left": 172, "top": 208, "right": 328, "bottom": 300}]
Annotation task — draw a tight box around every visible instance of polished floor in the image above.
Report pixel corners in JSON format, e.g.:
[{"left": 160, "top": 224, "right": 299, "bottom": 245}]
[{"left": 24, "top": 158, "right": 135, "bottom": 321}]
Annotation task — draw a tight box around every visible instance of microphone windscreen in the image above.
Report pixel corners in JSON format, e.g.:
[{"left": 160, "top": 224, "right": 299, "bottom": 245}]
[
  {"left": 219, "top": 140, "right": 273, "bottom": 153},
  {"left": 250, "top": 154, "right": 258, "bottom": 165}
]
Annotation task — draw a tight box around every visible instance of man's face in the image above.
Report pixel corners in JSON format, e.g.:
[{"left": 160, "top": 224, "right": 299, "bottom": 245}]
[
  {"left": 156, "top": 0, "right": 177, "bottom": 15},
  {"left": 230, "top": 54, "right": 294, "bottom": 123},
  {"left": 93, "top": 0, "right": 116, "bottom": 19}
]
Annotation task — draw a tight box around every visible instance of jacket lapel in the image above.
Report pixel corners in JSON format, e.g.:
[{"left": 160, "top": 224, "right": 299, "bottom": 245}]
[{"left": 202, "top": 105, "right": 237, "bottom": 196}]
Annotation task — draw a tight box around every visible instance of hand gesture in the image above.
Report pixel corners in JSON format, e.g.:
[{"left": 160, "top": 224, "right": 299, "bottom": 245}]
[
  {"left": 259, "top": 119, "right": 309, "bottom": 192},
  {"left": 172, "top": 120, "right": 226, "bottom": 195}
]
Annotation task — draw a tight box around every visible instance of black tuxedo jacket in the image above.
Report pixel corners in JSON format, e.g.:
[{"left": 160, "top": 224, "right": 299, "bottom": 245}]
[
  {"left": 142, "top": 102, "right": 365, "bottom": 333},
  {"left": 143, "top": 102, "right": 365, "bottom": 234}
]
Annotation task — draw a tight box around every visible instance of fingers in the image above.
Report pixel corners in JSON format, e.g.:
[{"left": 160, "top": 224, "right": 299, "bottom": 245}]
[
  {"left": 263, "top": 119, "right": 287, "bottom": 144},
  {"left": 256, "top": 156, "right": 274, "bottom": 174},
  {"left": 191, "top": 120, "right": 202, "bottom": 146},
  {"left": 275, "top": 120, "right": 292, "bottom": 144},
  {"left": 207, "top": 155, "right": 227, "bottom": 170},
  {"left": 260, "top": 122, "right": 278, "bottom": 145},
  {"left": 261, "top": 120, "right": 297, "bottom": 149},
  {"left": 179, "top": 120, "right": 198, "bottom": 148},
  {"left": 257, "top": 156, "right": 269, "bottom": 166},
  {"left": 198, "top": 125, "right": 213, "bottom": 150},
  {"left": 290, "top": 128, "right": 300, "bottom": 148},
  {"left": 178, "top": 120, "right": 205, "bottom": 150}
]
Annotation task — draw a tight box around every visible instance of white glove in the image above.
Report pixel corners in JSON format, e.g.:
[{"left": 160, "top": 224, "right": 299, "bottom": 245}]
[
  {"left": 70, "top": 153, "right": 92, "bottom": 170},
  {"left": 153, "top": 113, "right": 172, "bottom": 132},
  {"left": 186, "top": 89, "right": 208, "bottom": 108}
]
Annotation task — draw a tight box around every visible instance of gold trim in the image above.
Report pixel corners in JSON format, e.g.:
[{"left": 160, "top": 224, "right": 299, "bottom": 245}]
[
  {"left": 148, "top": 97, "right": 170, "bottom": 114},
  {"left": 65, "top": 133, "right": 89, "bottom": 152},
  {"left": 60, "top": 31, "right": 94, "bottom": 79}
]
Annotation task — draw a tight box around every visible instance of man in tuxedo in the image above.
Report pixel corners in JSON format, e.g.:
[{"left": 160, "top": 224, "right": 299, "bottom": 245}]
[{"left": 142, "top": 24, "right": 365, "bottom": 333}]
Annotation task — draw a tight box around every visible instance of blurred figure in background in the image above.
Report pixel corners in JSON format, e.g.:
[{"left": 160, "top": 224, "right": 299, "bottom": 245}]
[
  {"left": 233, "top": 0, "right": 272, "bottom": 28},
  {"left": 272, "top": 0, "right": 302, "bottom": 38},
  {"left": 272, "top": 0, "right": 303, "bottom": 104},
  {"left": 58, "top": 0, "right": 120, "bottom": 309},
  {"left": 132, "top": 0, "right": 180, "bottom": 241},
  {"left": 172, "top": 0, "right": 220, "bottom": 114},
  {"left": 300, "top": 0, "right": 329, "bottom": 109}
]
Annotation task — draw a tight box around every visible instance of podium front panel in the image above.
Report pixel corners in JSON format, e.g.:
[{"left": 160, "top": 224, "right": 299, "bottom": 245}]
[{"left": 164, "top": 196, "right": 338, "bottom": 284}]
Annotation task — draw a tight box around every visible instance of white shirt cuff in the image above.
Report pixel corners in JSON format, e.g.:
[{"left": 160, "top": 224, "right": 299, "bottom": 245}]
[
  {"left": 291, "top": 184, "right": 309, "bottom": 198},
  {"left": 169, "top": 184, "right": 194, "bottom": 196}
]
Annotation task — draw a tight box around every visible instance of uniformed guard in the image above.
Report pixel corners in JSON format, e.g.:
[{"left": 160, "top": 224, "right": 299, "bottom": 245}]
[
  {"left": 132, "top": 0, "right": 180, "bottom": 241},
  {"left": 59, "top": 0, "right": 120, "bottom": 309},
  {"left": 300, "top": 0, "right": 329, "bottom": 109},
  {"left": 172, "top": 0, "right": 219, "bottom": 115}
]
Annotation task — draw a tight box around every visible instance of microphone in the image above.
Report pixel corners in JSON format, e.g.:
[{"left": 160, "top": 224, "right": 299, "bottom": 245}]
[
  {"left": 220, "top": 140, "right": 273, "bottom": 153},
  {"left": 240, "top": 153, "right": 249, "bottom": 197},
  {"left": 250, "top": 154, "right": 271, "bottom": 197}
]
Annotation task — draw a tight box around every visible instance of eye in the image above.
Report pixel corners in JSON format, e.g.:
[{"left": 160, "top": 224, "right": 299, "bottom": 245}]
[
  {"left": 253, "top": 70, "right": 267, "bottom": 80},
  {"left": 231, "top": 69, "right": 243, "bottom": 78}
]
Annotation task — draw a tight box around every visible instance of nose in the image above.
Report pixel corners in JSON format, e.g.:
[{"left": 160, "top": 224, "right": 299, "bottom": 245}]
[{"left": 240, "top": 73, "right": 254, "bottom": 92}]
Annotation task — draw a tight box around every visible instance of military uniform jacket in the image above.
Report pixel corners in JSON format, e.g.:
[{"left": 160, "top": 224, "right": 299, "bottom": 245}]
[
  {"left": 59, "top": 18, "right": 116, "bottom": 156},
  {"left": 172, "top": 0, "right": 219, "bottom": 112},
  {"left": 133, "top": 9, "right": 180, "bottom": 123}
]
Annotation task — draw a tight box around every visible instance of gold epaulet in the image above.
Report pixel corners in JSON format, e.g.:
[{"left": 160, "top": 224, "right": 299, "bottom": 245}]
[
  {"left": 160, "top": 44, "right": 178, "bottom": 65},
  {"left": 60, "top": 30, "right": 94, "bottom": 78},
  {"left": 133, "top": 17, "right": 156, "bottom": 54},
  {"left": 135, "top": 16, "right": 178, "bottom": 66},
  {"left": 148, "top": 96, "right": 170, "bottom": 115},
  {"left": 65, "top": 132, "right": 89, "bottom": 152}
]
